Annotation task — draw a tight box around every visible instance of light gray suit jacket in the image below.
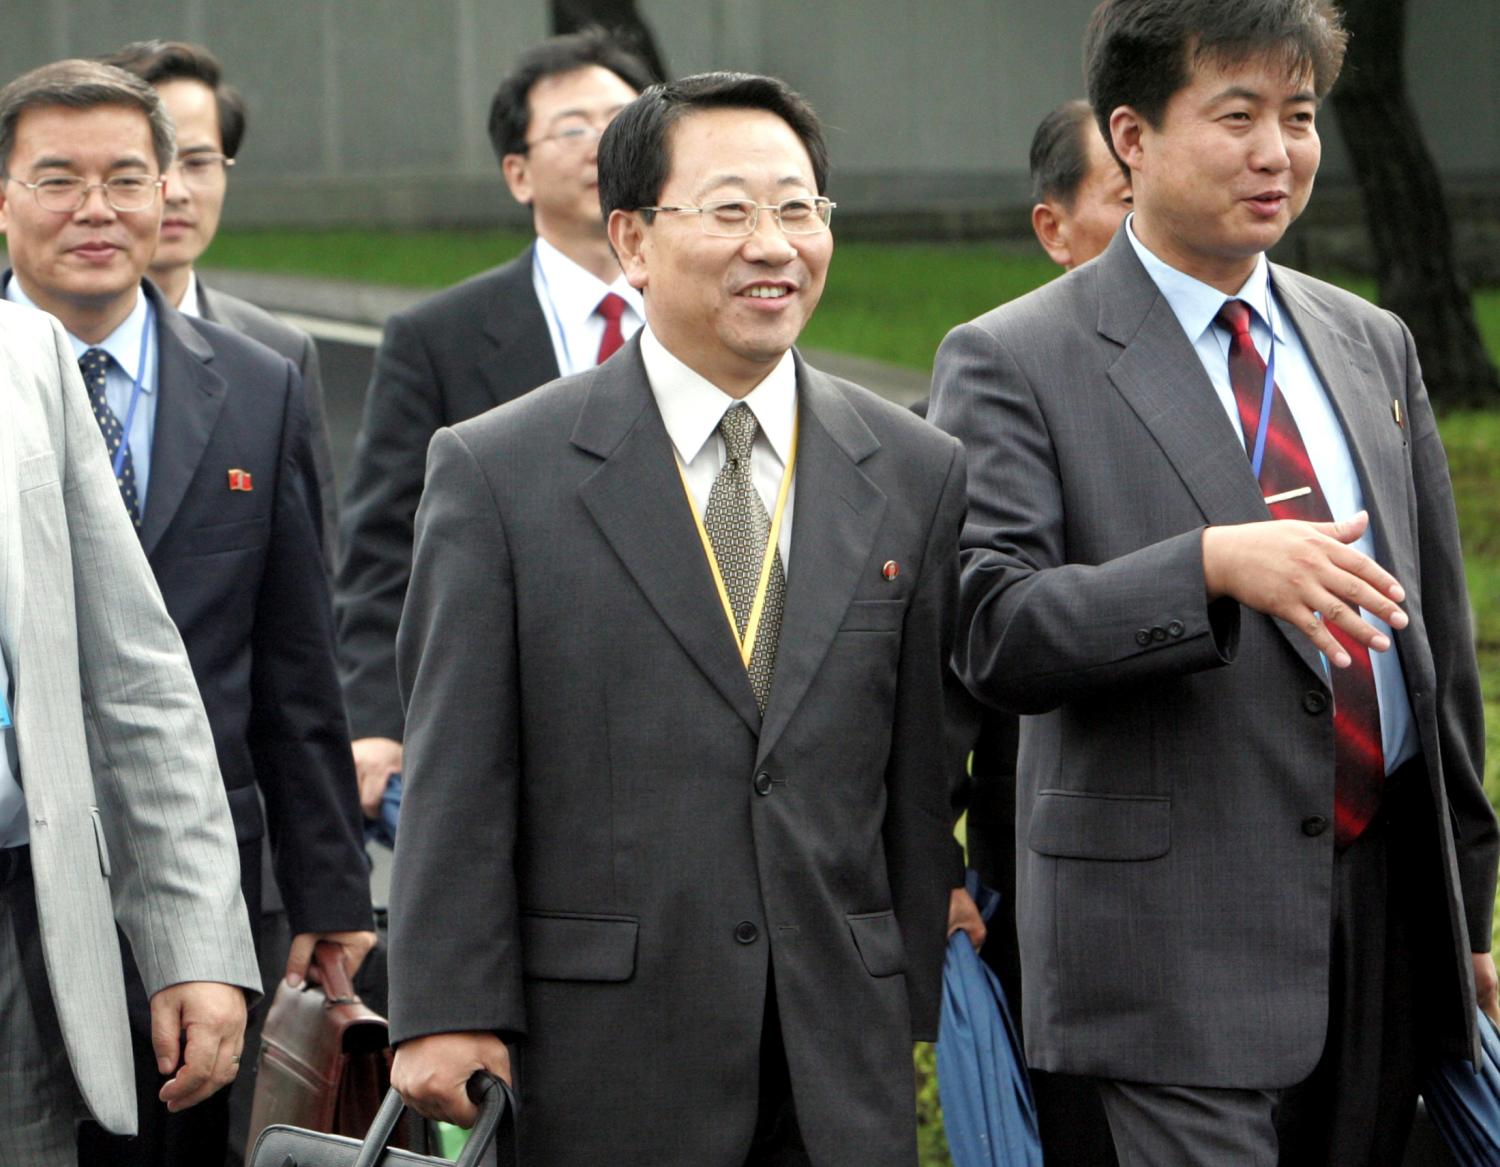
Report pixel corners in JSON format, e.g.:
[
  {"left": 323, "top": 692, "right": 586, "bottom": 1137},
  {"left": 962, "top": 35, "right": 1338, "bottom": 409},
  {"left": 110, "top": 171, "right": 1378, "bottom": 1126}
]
[
  {"left": 929, "top": 230, "right": 1496, "bottom": 1088},
  {"left": 388, "top": 340, "right": 969, "bottom": 1166},
  {"left": 0, "top": 301, "right": 259, "bottom": 1133}
]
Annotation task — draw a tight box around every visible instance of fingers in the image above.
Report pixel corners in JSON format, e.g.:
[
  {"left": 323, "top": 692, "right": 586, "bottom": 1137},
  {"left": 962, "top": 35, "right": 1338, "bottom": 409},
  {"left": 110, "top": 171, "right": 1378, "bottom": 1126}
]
[
  {"left": 149, "top": 991, "right": 184, "bottom": 1076},
  {"left": 284, "top": 932, "right": 316, "bottom": 987},
  {"left": 153, "top": 983, "right": 246, "bottom": 1111},
  {"left": 392, "top": 1034, "right": 511, "bottom": 1128}
]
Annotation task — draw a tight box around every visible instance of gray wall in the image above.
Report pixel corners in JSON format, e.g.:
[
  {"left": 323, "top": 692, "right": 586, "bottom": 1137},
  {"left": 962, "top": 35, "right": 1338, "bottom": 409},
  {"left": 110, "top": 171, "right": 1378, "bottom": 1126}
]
[{"left": 0, "top": 1, "right": 1494, "bottom": 229}]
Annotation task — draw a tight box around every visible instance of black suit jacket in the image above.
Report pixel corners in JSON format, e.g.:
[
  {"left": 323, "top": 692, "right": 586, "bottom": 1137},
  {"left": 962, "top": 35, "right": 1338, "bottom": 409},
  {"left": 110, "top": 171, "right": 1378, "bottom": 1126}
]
[
  {"left": 196, "top": 279, "right": 339, "bottom": 567},
  {"left": 140, "top": 281, "right": 369, "bottom": 937},
  {"left": 336, "top": 246, "right": 557, "bottom": 740}
]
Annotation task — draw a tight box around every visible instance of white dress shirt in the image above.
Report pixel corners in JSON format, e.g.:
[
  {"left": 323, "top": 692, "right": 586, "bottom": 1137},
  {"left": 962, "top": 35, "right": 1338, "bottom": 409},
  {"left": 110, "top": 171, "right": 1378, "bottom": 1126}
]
[
  {"left": 1126, "top": 215, "right": 1416, "bottom": 771},
  {"left": 640, "top": 326, "right": 797, "bottom": 569},
  {"left": 5, "top": 278, "right": 160, "bottom": 507},
  {"left": 176, "top": 269, "right": 203, "bottom": 319},
  {"left": 531, "top": 237, "right": 644, "bottom": 376}
]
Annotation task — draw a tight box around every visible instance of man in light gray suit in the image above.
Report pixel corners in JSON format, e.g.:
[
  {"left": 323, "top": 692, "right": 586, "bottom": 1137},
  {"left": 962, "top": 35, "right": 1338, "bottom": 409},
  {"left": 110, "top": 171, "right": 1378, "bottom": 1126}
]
[
  {"left": 929, "top": 1, "right": 1497, "bottom": 1162},
  {"left": 0, "top": 300, "right": 259, "bottom": 1163},
  {"left": 388, "top": 72, "right": 980, "bottom": 1166}
]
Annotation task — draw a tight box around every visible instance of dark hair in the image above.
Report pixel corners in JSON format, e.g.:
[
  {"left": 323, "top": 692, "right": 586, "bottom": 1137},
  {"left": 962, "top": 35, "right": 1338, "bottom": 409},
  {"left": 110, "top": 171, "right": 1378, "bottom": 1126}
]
[
  {"left": 102, "top": 40, "right": 247, "bottom": 159},
  {"left": 487, "top": 29, "right": 654, "bottom": 164},
  {"left": 0, "top": 59, "right": 174, "bottom": 176},
  {"left": 598, "top": 71, "right": 829, "bottom": 222},
  {"left": 1030, "top": 100, "right": 1098, "bottom": 206},
  {"left": 1084, "top": 0, "right": 1347, "bottom": 156}
]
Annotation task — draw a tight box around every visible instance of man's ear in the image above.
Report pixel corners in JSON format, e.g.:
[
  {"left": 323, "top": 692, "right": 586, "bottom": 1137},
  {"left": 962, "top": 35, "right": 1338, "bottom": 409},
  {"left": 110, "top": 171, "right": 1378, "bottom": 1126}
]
[
  {"left": 1030, "top": 202, "right": 1072, "bottom": 269},
  {"left": 1109, "top": 105, "right": 1146, "bottom": 174},
  {"left": 500, "top": 152, "right": 532, "bottom": 206},
  {"left": 608, "top": 208, "right": 649, "bottom": 291}
]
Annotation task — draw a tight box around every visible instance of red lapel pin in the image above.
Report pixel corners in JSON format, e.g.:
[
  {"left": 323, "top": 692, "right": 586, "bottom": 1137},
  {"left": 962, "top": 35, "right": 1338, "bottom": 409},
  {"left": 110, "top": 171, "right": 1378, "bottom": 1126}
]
[
  {"left": 228, "top": 468, "right": 254, "bottom": 492},
  {"left": 882, "top": 560, "right": 900, "bottom": 581}
]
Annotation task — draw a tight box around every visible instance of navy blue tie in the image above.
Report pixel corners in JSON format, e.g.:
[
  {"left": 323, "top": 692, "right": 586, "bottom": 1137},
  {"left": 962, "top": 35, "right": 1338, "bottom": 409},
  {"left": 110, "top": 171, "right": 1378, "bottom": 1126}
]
[{"left": 79, "top": 348, "right": 142, "bottom": 530}]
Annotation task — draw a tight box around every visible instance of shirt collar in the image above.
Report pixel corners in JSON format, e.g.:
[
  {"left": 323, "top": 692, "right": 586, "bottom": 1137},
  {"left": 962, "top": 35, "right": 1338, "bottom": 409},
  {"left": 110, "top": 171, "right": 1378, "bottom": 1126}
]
[
  {"left": 1125, "top": 213, "right": 1284, "bottom": 344},
  {"left": 640, "top": 325, "right": 797, "bottom": 466},
  {"left": 176, "top": 270, "right": 203, "bottom": 319},
  {"left": 4, "top": 276, "right": 157, "bottom": 392},
  {"left": 533, "top": 236, "right": 643, "bottom": 323}
]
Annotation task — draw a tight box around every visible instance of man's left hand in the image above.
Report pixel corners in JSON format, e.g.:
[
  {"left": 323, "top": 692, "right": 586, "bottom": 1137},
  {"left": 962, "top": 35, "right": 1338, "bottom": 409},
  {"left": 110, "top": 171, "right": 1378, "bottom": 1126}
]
[
  {"left": 150, "top": 981, "right": 247, "bottom": 1112},
  {"left": 286, "top": 930, "right": 378, "bottom": 987},
  {"left": 947, "top": 887, "right": 986, "bottom": 951},
  {"left": 1474, "top": 952, "right": 1499, "bottom": 1026}
]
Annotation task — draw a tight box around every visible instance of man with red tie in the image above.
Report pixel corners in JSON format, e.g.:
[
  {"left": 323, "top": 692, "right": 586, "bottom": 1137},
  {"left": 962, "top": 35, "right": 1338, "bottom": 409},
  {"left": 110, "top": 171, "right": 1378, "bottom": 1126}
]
[
  {"left": 929, "top": 0, "right": 1497, "bottom": 1162},
  {"left": 335, "top": 30, "right": 655, "bottom": 820}
]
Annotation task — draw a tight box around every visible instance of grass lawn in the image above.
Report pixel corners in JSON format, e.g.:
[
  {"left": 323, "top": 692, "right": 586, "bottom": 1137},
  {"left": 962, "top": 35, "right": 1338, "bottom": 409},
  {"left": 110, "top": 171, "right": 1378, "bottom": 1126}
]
[{"left": 204, "top": 227, "right": 1500, "bottom": 1165}]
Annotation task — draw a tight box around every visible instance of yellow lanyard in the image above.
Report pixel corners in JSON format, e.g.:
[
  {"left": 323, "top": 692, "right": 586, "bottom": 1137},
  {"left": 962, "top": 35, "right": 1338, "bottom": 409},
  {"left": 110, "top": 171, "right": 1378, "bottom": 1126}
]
[{"left": 677, "top": 411, "right": 799, "bottom": 669}]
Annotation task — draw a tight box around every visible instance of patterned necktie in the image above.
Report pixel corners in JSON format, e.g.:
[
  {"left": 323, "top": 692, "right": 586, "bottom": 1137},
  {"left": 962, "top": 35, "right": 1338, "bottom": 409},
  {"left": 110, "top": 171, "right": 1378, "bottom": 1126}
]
[
  {"left": 79, "top": 347, "right": 143, "bottom": 530},
  {"left": 703, "top": 404, "right": 786, "bottom": 714},
  {"left": 1217, "top": 298, "right": 1384, "bottom": 847},
  {"left": 595, "top": 292, "right": 627, "bottom": 364}
]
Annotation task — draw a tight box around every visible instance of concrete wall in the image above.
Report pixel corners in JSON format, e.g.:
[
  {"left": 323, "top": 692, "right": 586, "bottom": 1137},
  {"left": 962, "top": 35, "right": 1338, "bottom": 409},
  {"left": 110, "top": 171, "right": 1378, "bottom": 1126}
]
[{"left": 0, "top": 1, "right": 1493, "bottom": 229}]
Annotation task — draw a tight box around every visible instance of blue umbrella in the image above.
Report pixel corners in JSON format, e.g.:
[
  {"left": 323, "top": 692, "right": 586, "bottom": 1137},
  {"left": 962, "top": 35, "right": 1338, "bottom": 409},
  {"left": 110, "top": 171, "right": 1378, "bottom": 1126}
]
[
  {"left": 936, "top": 871, "right": 1043, "bottom": 1167},
  {"left": 1424, "top": 1008, "right": 1500, "bottom": 1166}
]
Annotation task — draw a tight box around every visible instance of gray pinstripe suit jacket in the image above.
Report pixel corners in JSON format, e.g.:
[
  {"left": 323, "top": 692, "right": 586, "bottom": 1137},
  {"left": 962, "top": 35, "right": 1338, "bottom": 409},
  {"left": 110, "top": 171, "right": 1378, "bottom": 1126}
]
[{"left": 0, "top": 301, "right": 258, "bottom": 1134}]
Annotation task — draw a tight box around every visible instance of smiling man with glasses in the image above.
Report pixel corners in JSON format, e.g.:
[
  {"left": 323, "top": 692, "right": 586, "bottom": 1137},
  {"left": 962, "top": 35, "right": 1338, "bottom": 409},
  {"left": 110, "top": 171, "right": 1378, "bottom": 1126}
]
[{"left": 386, "top": 71, "right": 976, "bottom": 1167}]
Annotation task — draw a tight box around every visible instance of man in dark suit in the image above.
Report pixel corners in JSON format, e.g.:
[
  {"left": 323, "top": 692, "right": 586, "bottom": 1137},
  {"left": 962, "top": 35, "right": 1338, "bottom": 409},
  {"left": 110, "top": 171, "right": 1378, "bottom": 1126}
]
[
  {"left": 0, "top": 58, "right": 374, "bottom": 1166},
  {"left": 930, "top": 1, "right": 1498, "bottom": 1162},
  {"left": 335, "top": 31, "right": 655, "bottom": 821},
  {"left": 104, "top": 40, "right": 339, "bottom": 566},
  {"left": 388, "top": 72, "right": 978, "bottom": 1165}
]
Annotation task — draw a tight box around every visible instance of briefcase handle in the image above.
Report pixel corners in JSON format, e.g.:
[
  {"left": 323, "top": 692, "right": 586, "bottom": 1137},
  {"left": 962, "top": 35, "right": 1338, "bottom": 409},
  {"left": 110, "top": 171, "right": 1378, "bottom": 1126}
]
[
  {"left": 352, "top": 1073, "right": 516, "bottom": 1167},
  {"left": 312, "top": 939, "right": 360, "bottom": 1006}
]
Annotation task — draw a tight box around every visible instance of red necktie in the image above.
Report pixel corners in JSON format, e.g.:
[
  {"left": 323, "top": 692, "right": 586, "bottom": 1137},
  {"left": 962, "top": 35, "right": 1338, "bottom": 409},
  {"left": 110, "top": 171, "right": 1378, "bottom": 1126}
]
[
  {"left": 1217, "top": 298, "right": 1384, "bottom": 848},
  {"left": 595, "top": 292, "right": 627, "bottom": 364}
]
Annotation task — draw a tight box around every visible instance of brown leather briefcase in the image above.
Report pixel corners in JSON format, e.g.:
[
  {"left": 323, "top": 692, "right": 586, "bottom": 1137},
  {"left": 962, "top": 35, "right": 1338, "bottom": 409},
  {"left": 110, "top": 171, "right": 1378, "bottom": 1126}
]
[{"left": 244, "top": 941, "right": 416, "bottom": 1158}]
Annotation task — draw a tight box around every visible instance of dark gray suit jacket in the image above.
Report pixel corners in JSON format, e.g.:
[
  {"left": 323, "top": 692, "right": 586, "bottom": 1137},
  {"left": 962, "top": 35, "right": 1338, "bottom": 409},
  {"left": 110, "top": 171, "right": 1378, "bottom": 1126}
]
[
  {"left": 196, "top": 279, "right": 338, "bottom": 566},
  {"left": 335, "top": 247, "right": 557, "bottom": 741},
  {"left": 929, "top": 229, "right": 1497, "bottom": 1087},
  {"left": 388, "top": 341, "right": 968, "bottom": 1166}
]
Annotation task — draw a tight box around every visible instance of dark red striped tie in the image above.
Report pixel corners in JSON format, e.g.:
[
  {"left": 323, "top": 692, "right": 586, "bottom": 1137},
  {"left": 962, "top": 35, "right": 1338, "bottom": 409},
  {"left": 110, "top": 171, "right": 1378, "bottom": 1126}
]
[
  {"left": 1217, "top": 298, "right": 1384, "bottom": 848},
  {"left": 595, "top": 292, "right": 627, "bottom": 364}
]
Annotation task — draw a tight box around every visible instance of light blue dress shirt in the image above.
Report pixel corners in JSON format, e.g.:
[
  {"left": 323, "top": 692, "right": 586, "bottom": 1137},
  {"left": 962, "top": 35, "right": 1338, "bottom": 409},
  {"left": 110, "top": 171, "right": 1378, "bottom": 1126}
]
[
  {"left": 5, "top": 277, "right": 159, "bottom": 507},
  {"left": 0, "top": 642, "right": 23, "bottom": 848},
  {"left": 1125, "top": 216, "right": 1416, "bottom": 772}
]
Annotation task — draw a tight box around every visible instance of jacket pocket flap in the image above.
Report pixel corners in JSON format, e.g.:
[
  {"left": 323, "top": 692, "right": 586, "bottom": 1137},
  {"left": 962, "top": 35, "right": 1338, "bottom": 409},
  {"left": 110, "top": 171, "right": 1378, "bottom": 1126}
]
[
  {"left": 1028, "top": 790, "right": 1170, "bottom": 860},
  {"left": 521, "top": 912, "right": 638, "bottom": 982},
  {"left": 847, "top": 910, "right": 907, "bottom": 977},
  {"left": 840, "top": 599, "right": 905, "bottom": 632}
]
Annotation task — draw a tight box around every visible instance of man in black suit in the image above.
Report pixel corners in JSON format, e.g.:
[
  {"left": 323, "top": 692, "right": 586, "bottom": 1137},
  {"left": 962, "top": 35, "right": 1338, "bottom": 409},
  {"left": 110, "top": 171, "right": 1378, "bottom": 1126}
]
[
  {"left": 335, "top": 31, "right": 655, "bottom": 821},
  {"left": 105, "top": 40, "right": 339, "bottom": 567},
  {"left": 0, "top": 58, "right": 373, "bottom": 1166}
]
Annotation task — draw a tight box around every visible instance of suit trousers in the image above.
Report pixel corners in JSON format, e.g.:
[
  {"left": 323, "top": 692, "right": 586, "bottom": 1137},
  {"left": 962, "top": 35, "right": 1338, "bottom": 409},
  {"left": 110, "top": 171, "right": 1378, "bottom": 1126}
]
[
  {"left": 1098, "top": 768, "right": 1425, "bottom": 1166},
  {"left": 0, "top": 851, "right": 86, "bottom": 1167},
  {"left": 744, "top": 974, "right": 811, "bottom": 1167}
]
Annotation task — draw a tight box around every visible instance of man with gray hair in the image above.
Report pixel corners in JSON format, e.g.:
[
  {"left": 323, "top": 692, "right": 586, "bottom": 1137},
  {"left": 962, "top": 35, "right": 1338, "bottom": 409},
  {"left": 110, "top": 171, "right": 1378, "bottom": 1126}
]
[{"left": 0, "top": 58, "right": 372, "bottom": 1166}]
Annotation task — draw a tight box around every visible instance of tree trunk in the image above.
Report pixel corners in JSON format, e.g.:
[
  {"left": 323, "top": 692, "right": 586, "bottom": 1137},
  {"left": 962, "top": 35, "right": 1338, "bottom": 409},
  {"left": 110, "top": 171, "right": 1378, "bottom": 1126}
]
[
  {"left": 550, "top": 0, "right": 669, "bottom": 84},
  {"left": 1330, "top": 0, "right": 1498, "bottom": 407}
]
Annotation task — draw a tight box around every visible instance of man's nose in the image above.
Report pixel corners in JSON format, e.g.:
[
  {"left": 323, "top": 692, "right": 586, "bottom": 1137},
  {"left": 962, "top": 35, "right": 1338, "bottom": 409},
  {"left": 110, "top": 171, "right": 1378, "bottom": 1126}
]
[
  {"left": 741, "top": 208, "right": 798, "bottom": 263},
  {"left": 162, "top": 165, "right": 190, "bottom": 203}
]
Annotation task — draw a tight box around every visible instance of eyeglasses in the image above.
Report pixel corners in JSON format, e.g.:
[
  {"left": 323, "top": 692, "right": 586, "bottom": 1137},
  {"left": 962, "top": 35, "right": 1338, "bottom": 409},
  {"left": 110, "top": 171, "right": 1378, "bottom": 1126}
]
[
  {"left": 5, "top": 174, "right": 164, "bottom": 213},
  {"left": 170, "top": 153, "right": 235, "bottom": 188},
  {"left": 638, "top": 197, "right": 836, "bottom": 237},
  {"left": 525, "top": 120, "right": 613, "bottom": 151}
]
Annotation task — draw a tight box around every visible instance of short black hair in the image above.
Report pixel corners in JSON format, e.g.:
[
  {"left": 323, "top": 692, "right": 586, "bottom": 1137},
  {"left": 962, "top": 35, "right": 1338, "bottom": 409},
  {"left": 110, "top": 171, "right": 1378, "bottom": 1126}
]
[
  {"left": 1084, "top": 0, "right": 1347, "bottom": 159},
  {"left": 102, "top": 40, "right": 247, "bottom": 159},
  {"left": 1030, "top": 100, "right": 1098, "bottom": 207},
  {"left": 487, "top": 29, "right": 654, "bottom": 164},
  {"left": 597, "top": 71, "right": 829, "bottom": 223},
  {"left": 0, "top": 59, "right": 174, "bottom": 176}
]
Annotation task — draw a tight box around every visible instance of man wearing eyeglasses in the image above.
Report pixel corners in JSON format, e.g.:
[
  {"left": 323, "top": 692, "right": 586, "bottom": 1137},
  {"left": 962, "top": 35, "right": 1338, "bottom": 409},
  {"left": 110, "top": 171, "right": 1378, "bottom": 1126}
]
[
  {"left": 335, "top": 30, "right": 656, "bottom": 828},
  {"left": 104, "top": 41, "right": 339, "bottom": 569},
  {"left": 0, "top": 58, "right": 373, "bottom": 1167},
  {"left": 387, "top": 72, "right": 974, "bottom": 1167}
]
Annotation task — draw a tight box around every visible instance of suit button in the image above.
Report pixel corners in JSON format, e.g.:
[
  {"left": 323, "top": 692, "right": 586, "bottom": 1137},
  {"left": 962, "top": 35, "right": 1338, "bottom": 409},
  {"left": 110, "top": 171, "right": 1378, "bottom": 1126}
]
[
  {"left": 1302, "top": 815, "right": 1330, "bottom": 837},
  {"left": 1135, "top": 629, "right": 1152, "bottom": 646},
  {"left": 735, "top": 921, "right": 759, "bottom": 944},
  {"left": 1167, "top": 620, "right": 1185, "bottom": 638},
  {"left": 1303, "top": 690, "right": 1329, "bottom": 715},
  {"left": 1151, "top": 626, "right": 1167, "bottom": 642},
  {"left": 753, "top": 771, "right": 773, "bottom": 796}
]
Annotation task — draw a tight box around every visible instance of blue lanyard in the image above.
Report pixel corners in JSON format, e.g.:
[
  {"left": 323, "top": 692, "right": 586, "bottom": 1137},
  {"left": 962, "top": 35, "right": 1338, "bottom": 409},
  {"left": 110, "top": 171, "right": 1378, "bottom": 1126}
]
[
  {"left": 112, "top": 298, "right": 155, "bottom": 478},
  {"left": 1247, "top": 288, "right": 1277, "bottom": 480},
  {"left": 531, "top": 246, "right": 577, "bottom": 374}
]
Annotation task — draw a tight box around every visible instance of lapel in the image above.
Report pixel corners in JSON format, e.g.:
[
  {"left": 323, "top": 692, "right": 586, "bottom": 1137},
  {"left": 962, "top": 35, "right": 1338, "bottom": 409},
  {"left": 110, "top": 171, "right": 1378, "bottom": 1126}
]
[
  {"left": 478, "top": 246, "right": 562, "bottom": 407},
  {"left": 1270, "top": 267, "right": 1413, "bottom": 581},
  {"left": 574, "top": 340, "right": 762, "bottom": 734},
  {"left": 755, "top": 358, "right": 885, "bottom": 765},
  {"left": 138, "top": 282, "right": 228, "bottom": 556},
  {"left": 1095, "top": 236, "right": 1328, "bottom": 682}
]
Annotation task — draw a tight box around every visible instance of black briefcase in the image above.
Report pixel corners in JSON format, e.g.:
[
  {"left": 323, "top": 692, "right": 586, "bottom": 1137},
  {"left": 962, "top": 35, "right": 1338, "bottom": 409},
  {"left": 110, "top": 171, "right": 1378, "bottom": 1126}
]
[{"left": 249, "top": 1072, "right": 516, "bottom": 1166}]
